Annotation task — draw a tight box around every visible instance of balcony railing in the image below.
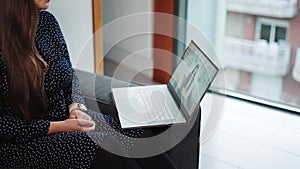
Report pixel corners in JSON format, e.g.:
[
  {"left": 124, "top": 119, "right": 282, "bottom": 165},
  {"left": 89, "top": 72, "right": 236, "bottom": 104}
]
[
  {"left": 227, "top": 0, "right": 298, "bottom": 18},
  {"left": 223, "top": 37, "right": 291, "bottom": 77},
  {"left": 292, "top": 48, "right": 300, "bottom": 82}
]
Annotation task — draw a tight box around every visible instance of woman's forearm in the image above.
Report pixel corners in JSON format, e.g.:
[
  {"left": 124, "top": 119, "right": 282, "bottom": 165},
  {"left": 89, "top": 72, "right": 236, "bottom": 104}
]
[
  {"left": 48, "top": 121, "right": 65, "bottom": 134},
  {"left": 47, "top": 119, "right": 95, "bottom": 134}
]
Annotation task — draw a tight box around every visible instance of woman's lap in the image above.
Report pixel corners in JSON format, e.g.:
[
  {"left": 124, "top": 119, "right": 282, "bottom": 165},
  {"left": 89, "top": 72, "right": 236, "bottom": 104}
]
[{"left": 0, "top": 111, "right": 145, "bottom": 168}]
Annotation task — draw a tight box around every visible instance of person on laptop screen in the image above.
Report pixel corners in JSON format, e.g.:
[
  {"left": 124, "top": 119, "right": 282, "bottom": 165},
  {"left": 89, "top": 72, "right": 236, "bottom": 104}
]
[{"left": 169, "top": 42, "right": 217, "bottom": 115}]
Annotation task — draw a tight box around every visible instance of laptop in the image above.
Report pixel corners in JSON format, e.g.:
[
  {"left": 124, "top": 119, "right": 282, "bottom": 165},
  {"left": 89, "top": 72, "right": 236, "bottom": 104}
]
[{"left": 112, "top": 40, "right": 219, "bottom": 129}]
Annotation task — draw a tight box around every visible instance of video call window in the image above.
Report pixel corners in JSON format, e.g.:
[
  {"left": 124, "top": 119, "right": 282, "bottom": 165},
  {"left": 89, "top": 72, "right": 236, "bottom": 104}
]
[{"left": 169, "top": 42, "right": 218, "bottom": 115}]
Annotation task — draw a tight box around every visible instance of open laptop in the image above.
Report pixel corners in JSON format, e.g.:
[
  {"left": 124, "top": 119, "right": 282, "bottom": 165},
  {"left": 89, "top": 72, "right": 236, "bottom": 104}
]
[{"left": 112, "top": 40, "right": 219, "bottom": 129}]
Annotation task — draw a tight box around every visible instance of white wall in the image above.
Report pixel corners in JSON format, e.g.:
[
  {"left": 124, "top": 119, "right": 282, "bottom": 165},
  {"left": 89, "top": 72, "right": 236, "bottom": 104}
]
[
  {"left": 186, "top": 0, "right": 226, "bottom": 60},
  {"left": 102, "top": 0, "right": 153, "bottom": 77},
  {"left": 48, "top": 0, "right": 94, "bottom": 73}
]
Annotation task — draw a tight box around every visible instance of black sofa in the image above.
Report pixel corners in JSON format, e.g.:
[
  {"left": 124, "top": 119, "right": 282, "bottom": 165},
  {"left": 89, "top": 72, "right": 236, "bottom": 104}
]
[{"left": 76, "top": 69, "right": 201, "bottom": 169}]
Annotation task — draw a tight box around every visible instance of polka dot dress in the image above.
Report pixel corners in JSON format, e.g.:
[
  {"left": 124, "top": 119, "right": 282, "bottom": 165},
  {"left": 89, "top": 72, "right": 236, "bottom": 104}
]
[{"left": 0, "top": 11, "right": 143, "bottom": 169}]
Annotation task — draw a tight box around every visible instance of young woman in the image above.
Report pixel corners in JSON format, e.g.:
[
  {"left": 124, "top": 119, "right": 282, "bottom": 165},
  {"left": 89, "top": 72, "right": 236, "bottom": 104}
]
[{"left": 0, "top": 0, "right": 148, "bottom": 168}]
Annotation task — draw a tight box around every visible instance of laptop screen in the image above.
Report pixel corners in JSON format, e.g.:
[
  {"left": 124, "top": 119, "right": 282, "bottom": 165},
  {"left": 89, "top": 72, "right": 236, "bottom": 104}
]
[{"left": 168, "top": 41, "right": 219, "bottom": 118}]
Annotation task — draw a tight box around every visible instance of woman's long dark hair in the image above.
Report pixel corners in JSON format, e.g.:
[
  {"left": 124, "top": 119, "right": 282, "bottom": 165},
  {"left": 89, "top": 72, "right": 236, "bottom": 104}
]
[{"left": 0, "top": 0, "right": 48, "bottom": 122}]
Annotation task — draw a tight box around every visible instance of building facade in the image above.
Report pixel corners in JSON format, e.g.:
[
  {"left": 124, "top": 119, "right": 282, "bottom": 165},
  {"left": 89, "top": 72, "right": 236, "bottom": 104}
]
[{"left": 223, "top": 0, "right": 300, "bottom": 107}]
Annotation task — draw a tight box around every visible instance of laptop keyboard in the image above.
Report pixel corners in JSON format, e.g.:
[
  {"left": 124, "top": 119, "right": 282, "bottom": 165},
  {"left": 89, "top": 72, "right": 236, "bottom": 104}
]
[{"left": 136, "top": 89, "right": 175, "bottom": 122}]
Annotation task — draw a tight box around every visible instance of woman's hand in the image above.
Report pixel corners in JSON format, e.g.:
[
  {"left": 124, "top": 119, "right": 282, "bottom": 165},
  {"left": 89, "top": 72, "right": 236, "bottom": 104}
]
[
  {"left": 69, "top": 109, "right": 92, "bottom": 121},
  {"left": 63, "top": 118, "right": 95, "bottom": 132},
  {"left": 68, "top": 103, "right": 92, "bottom": 121},
  {"left": 48, "top": 118, "right": 95, "bottom": 134},
  {"left": 47, "top": 103, "right": 96, "bottom": 134}
]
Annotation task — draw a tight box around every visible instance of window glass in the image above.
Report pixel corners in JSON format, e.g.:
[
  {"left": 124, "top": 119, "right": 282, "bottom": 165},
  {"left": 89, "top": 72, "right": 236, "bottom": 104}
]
[
  {"left": 185, "top": 0, "right": 300, "bottom": 112},
  {"left": 260, "top": 24, "right": 271, "bottom": 43},
  {"left": 275, "top": 26, "right": 287, "bottom": 42}
]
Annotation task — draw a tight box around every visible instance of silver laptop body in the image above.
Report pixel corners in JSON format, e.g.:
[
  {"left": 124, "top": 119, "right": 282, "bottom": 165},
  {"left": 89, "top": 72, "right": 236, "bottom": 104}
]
[{"left": 112, "top": 41, "right": 219, "bottom": 129}]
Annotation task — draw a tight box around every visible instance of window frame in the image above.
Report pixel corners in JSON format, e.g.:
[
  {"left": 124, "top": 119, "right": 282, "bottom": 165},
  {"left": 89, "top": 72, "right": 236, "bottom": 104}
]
[{"left": 255, "top": 17, "right": 289, "bottom": 43}]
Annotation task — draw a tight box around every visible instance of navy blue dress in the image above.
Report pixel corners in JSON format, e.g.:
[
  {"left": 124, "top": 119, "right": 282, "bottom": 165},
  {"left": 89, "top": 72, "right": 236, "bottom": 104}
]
[{"left": 0, "top": 11, "right": 143, "bottom": 169}]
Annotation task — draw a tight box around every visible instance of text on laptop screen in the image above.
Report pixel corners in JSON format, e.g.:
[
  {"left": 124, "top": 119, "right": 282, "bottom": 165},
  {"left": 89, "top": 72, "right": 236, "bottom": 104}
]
[{"left": 168, "top": 41, "right": 218, "bottom": 116}]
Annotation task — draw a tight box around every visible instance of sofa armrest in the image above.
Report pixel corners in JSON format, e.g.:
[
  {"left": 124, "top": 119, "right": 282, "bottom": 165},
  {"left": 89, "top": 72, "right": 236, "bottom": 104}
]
[{"left": 75, "top": 69, "right": 137, "bottom": 118}]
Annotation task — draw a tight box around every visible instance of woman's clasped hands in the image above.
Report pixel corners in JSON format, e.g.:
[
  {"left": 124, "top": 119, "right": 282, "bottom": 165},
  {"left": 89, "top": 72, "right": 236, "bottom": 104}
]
[
  {"left": 68, "top": 108, "right": 96, "bottom": 132},
  {"left": 48, "top": 103, "right": 96, "bottom": 134}
]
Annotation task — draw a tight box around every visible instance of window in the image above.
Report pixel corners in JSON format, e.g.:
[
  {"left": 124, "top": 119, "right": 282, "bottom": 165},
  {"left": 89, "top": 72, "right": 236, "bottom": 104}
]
[
  {"left": 256, "top": 18, "right": 289, "bottom": 43},
  {"left": 185, "top": 1, "right": 300, "bottom": 113}
]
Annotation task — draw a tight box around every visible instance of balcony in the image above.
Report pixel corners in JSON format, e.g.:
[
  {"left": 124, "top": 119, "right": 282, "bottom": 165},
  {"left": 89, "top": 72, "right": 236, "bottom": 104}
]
[
  {"left": 227, "top": 0, "right": 298, "bottom": 18},
  {"left": 222, "top": 37, "right": 291, "bottom": 77}
]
